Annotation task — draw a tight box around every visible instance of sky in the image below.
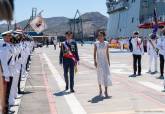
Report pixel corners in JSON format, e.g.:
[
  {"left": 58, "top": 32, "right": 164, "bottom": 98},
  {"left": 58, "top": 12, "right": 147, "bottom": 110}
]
[{"left": 14, "top": 0, "right": 108, "bottom": 22}]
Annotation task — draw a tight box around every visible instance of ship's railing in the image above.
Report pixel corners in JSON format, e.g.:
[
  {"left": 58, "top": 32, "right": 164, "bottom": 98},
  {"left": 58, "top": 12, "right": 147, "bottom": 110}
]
[{"left": 140, "top": 16, "right": 165, "bottom": 24}]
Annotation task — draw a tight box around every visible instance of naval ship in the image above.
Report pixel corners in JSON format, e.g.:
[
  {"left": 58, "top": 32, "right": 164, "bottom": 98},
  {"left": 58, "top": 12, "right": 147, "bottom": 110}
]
[{"left": 106, "top": 0, "right": 165, "bottom": 39}]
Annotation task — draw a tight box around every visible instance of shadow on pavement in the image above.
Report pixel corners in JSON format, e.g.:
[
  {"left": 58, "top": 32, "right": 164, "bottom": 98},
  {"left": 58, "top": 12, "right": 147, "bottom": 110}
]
[
  {"left": 104, "top": 96, "right": 112, "bottom": 99},
  {"left": 88, "top": 95, "right": 112, "bottom": 103},
  {"left": 54, "top": 90, "right": 70, "bottom": 96},
  {"left": 110, "top": 51, "right": 130, "bottom": 53},
  {"left": 21, "top": 91, "right": 34, "bottom": 95}
]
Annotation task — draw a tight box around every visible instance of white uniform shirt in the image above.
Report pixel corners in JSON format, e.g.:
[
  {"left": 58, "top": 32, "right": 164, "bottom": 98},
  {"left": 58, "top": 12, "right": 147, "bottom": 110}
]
[
  {"left": 8, "top": 44, "right": 16, "bottom": 77},
  {"left": 13, "top": 44, "right": 21, "bottom": 76},
  {"left": 0, "top": 43, "right": 13, "bottom": 81},
  {"left": 21, "top": 42, "right": 27, "bottom": 64},
  {"left": 25, "top": 41, "right": 31, "bottom": 62},
  {"left": 147, "top": 39, "right": 157, "bottom": 56},
  {"left": 131, "top": 37, "right": 144, "bottom": 55},
  {"left": 157, "top": 36, "right": 165, "bottom": 56}
]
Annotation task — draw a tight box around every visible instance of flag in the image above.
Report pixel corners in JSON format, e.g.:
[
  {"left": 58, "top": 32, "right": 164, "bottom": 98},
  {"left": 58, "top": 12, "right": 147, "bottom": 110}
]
[
  {"left": 148, "top": 8, "right": 159, "bottom": 54},
  {"left": 14, "top": 22, "right": 22, "bottom": 30},
  {"left": 152, "top": 8, "right": 158, "bottom": 36},
  {"left": 30, "top": 16, "right": 47, "bottom": 33}
]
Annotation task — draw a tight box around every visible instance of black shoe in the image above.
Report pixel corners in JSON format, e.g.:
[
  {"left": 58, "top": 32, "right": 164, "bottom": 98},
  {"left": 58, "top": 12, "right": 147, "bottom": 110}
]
[
  {"left": 137, "top": 73, "right": 142, "bottom": 76},
  {"left": 8, "top": 110, "right": 15, "bottom": 114},
  {"left": 154, "top": 71, "right": 158, "bottom": 73},
  {"left": 147, "top": 70, "right": 151, "bottom": 74},
  {"left": 129, "top": 74, "right": 136, "bottom": 77},
  {"left": 18, "top": 91, "right": 25, "bottom": 94},
  {"left": 15, "top": 95, "right": 22, "bottom": 99},
  {"left": 162, "top": 90, "right": 165, "bottom": 92},
  {"left": 70, "top": 89, "right": 75, "bottom": 93},
  {"left": 151, "top": 71, "right": 158, "bottom": 74},
  {"left": 9, "top": 104, "right": 19, "bottom": 107},
  {"left": 65, "top": 87, "right": 68, "bottom": 91},
  {"left": 157, "top": 76, "right": 164, "bottom": 79}
]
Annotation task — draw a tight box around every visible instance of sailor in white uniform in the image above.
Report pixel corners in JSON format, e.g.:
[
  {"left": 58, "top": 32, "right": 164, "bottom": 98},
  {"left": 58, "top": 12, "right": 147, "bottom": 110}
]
[
  {"left": 15, "top": 32, "right": 26, "bottom": 94},
  {"left": 53, "top": 36, "right": 58, "bottom": 50},
  {"left": 157, "top": 29, "right": 165, "bottom": 80},
  {"left": 25, "top": 40, "right": 31, "bottom": 71},
  {"left": 147, "top": 34, "right": 158, "bottom": 74},
  {"left": 8, "top": 33, "right": 22, "bottom": 106},
  {"left": 157, "top": 28, "right": 165, "bottom": 91},
  {"left": 8, "top": 40, "right": 17, "bottom": 106},
  {"left": 0, "top": 30, "right": 14, "bottom": 113},
  {"left": 21, "top": 41, "right": 27, "bottom": 77}
]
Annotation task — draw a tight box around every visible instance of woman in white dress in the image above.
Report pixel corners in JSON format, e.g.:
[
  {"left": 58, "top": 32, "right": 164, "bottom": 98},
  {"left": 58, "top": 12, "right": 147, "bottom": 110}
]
[{"left": 94, "top": 31, "right": 112, "bottom": 97}]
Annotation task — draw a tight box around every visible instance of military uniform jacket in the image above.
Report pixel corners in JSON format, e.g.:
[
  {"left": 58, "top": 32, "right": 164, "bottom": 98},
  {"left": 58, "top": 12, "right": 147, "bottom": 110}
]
[
  {"left": 6, "top": 44, "right": 16, "bottom": 77},
  {"left": 59, "top": 40, "right": 79, "bottom": 64},
  {"left": 157, "top": 36, "right": 165, "bottom": 56},
  {"left": 0, "top": 43, "right": 13, "bottom": 81},
  {"left": 147, "top": 39, "right": 157, "bottom": 56}
]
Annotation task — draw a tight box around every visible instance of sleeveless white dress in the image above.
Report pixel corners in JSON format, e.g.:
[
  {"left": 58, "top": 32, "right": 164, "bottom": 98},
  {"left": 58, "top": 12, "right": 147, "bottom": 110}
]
[{"left": 95, "top": 41, "right": 112, "bottom": 86}]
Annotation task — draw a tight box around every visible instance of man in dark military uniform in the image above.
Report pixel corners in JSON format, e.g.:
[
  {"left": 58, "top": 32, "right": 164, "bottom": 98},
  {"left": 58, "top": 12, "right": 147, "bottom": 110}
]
[{"left": 59, "top": 31, "right": 79, "bottom": 93}]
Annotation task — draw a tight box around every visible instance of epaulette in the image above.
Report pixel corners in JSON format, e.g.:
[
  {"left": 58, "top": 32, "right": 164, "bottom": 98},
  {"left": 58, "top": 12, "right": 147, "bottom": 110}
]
[{"left": 3, "top": 43, "right": 6, "bottom": 47}]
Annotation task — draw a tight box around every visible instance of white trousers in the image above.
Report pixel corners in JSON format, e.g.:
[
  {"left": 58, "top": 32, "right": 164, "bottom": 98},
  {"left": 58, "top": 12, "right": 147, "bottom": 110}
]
[
  {"left": 21, "top": 57, "right": 28, "bottom": 76},
  {"left": 148, "top": 54, "right": 157, "bottom": 72},
  {"left": 9, "top": 75, "right": 19, "bottom": 105},
  {"left": 21, "top": 63, "right": 26, "bottom": 76}
]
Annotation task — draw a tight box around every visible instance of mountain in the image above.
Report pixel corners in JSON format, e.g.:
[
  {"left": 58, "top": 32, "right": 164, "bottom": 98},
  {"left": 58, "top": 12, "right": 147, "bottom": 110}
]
[
  {"left": 44, "top": 17, "right": 70, "bottom": 36},
  {"left": 81, "top": 12, "right": 108, "bottom": 37},
  {"left": 0, "top": 12, "right": 108, "bottom": 37}
]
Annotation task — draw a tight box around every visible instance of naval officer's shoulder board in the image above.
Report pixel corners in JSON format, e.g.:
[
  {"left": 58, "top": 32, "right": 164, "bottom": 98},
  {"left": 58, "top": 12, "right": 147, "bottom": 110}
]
[{"left": 2, "top": 43, "right": 6, "bottom": 47}]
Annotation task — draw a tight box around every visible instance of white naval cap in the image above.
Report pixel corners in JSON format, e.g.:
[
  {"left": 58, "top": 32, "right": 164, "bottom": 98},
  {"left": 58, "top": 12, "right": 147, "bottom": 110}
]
[
  {"left": 13, "top": 29, "right": 24, "bottom": 35},
  {"left": 149, "top": 33, "right": 159, "bottom": 38},
  {"left": 1, "top": 30, "right": 13, "bottom": 36}
]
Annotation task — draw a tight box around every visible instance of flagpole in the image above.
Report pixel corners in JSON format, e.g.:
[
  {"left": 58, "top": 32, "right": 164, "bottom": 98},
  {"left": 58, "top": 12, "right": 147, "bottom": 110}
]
[
  {"left": 7, "top": 21, "right": 11, "bottom": 31},
  {"left": 152, "top": 8, "right": 158, "bottom": 36}
]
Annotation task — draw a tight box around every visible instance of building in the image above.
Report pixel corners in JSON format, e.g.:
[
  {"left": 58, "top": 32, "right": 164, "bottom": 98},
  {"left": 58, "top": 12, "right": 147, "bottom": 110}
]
[
  {"left": 106, "top": 0, "right": 165, "bottom": 39},
  {"left": 27, "top": 31, "right": 45, "bottom": 42}
]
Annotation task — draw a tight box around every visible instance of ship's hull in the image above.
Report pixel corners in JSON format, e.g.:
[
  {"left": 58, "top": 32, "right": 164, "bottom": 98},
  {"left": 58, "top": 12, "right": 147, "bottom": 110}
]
[{"left": 106, "top": 0, "right": 154, "bottom": 39}]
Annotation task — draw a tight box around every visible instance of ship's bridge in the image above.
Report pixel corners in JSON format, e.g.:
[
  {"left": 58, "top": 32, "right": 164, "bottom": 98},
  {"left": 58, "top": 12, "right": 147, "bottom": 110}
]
[{"left": 106, "top": 0, "right": 129, "bottom": 14}]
